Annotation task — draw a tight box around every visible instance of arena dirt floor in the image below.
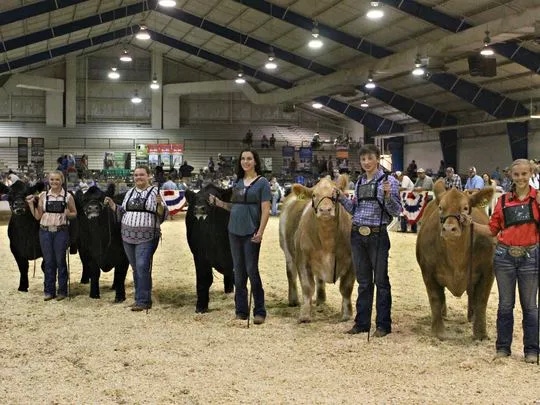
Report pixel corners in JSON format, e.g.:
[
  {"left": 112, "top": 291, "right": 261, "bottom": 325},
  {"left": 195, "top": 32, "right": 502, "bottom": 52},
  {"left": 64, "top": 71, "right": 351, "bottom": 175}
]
[{"left": 0, "top": 213, "right": 539, "bottom": 404}]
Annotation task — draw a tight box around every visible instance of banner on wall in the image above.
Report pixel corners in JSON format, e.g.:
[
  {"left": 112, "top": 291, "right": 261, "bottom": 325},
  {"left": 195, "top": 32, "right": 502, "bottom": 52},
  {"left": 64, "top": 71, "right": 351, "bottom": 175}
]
[
  {"left": 171, "top": 144, "right": 184, "bottom": 170},
  {"left": 147, "top": 144, "right": 160, "bottom": 169},
  {"left": 282, "top": 145, "right": 295, "bottom": 175},
  {"left": 136, "top": 144, "right": 149, "bottom": 167},
  {"left": 298, "top": 147, "right": 312, "bottom": 172},
  {"left": 159, "top": 144, "right": 171, "bottom": 169}
]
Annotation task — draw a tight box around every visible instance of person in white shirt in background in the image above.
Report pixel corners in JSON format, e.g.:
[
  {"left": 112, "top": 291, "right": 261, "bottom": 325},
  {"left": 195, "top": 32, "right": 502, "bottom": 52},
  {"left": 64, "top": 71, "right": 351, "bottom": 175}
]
[
  {"left": 413, "top": 168, "right": 433, "bottom": 192},
  {"left": 529, "top": 160, "right": 539, "bottom": 189},
  {"left": 395, "top": 171, "right": 415, "bottom": 233}
]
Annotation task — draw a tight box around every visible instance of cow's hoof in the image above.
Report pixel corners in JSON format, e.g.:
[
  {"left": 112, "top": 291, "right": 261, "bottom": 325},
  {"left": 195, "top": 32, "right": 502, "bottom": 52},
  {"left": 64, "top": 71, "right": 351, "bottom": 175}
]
[
  {"left": 80, "top": 279, "right": 90, "bottom": 284},
  {"left": 195, "top": 307, "right": 209, "bottom": 314},
  {"left": 90, "top": 294, "right": 100, "bottom": 300},
  {"left": 18, "top": 287, "right": 28, "bottom": 292},
  {"left": 224, "top": 287, "right": 234, "bottom": 294},
  {"left": 288, "top": 300, "right": 299, "bottom": 307},
  {"left": 297, "top": 317, "right": 311, "bottom": 324},
  {"left": 114, "top": 297, "right": 126, "bottom": 303},
  {"left": 473, "top": 334, "right": 488, "bottom": 341}
]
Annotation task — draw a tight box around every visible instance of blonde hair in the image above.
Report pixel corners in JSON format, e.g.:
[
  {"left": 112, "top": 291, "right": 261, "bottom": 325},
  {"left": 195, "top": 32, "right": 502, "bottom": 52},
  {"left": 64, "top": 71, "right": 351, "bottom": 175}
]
[
  {"left": 48, "top": 170, "right": 65, "bottom": 183},
  {"left": 510, "top": 158, "right": 533, "bottom": 172}
]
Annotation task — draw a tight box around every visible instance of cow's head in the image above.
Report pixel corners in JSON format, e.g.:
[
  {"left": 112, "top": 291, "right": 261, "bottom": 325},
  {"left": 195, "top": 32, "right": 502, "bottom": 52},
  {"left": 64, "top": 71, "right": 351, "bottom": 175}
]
[
  {"left": 433, "top": 179, "right": 494, "bottom": 239},
  {"left": 76, "top": 185, "right": 107, "bottom": 220},
  {"left": 186, "top": 183, "right": 231, "bottom": 220},
  {"left": 292, "top": 174, "right": 348, "bottom": 219},
  {"left": 8, "top": 180, "right": 44, "bottom": 216}
]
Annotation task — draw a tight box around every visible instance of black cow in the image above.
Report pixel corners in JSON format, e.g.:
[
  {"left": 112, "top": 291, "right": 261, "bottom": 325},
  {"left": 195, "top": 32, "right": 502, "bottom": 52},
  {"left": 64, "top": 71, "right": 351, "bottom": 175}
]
[
  {"left": 6, "top": 181, "right": 44, "bottom": 292},
  {"left": 185, "top": 183, "right": 234, "bottom": 313},
  {"left": 74, "top": 185, "right": 129, "bottom": 302}
]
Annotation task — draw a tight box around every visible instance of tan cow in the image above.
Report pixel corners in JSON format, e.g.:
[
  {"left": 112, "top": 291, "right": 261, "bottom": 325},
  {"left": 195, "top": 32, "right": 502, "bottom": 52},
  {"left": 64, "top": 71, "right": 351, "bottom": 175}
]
[
  {"left": 416, "top": 179, "right": 495, "bottom": 340},
  {"left": 279, "top": 175, "right": 355, "bottom": 322}
]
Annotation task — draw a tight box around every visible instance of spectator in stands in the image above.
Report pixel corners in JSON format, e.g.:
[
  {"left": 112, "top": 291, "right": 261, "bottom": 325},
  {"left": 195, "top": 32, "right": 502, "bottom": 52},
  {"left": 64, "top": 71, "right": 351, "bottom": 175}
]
[
  {"left": 529, "top": 160, "right": 539, "bottom": 189},
  {"left": 261, "top": 135, "right": 269, "bottom": 149},
  {"left": 7, "top": 169, "right": 20, "bottom": 183},
  {"left": 413, "top": 168, "right": 433, "bottom": 191},
  {"left": 243, "top": 129, "right": 253, "bottom": 147},
  {"left": 179, "top": 160, "right": 194, "bottom": 181},
  {"left": 161, "top": 174, "right": 178, "bottom": 191},
  {"left": 269, "top": 133, "right": 276, "bottom": 149},
  {"left": 396, "top": 170, "right": 416, "bottom": 233},
  {"left": 208, "top": 157, "right": 215, "bottom": 173},
  {"left": 491, "top": 166, "right": 502, "bottom": 185},
  {"left": 500, "top": 167, "right": 512, "bottom": 192},
  {"left": 56, "top": 157, "right": 64, "bottom": 173},
  {"left": 311, "top": 133, "right": 321, "bottom": 149},
  {"left": 77, "top": 154, "right": 89, "bottom": 179},
  {"left": 464, "top": 166, "right": 484, "bottom": 191},
  {"left": 444, "top": 167, "right": 463, "bottom": 191},
  {"left": 289, "top": 158, "right": 297, "bottom": 174},
  {"left": 437, "top": 160, "right": 446, "bottom": 179},
  {"left": 406, "top": 159, "right": 417, "bottom": 180},
  {"left": 482, "top": 173, "right": 497, "bottom": 188},
  {"left": 154, "top": 165, "right": 166, "bottom": 187}
]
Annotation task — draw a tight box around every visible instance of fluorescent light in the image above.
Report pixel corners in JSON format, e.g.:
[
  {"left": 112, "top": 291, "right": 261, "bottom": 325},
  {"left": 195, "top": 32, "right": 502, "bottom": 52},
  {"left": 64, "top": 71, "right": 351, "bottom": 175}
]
[
  {"left": 119, "top": 49, "right": 132, "bottom": 62},
  {"left": 158, "top": 0, "right": 176, "bottom": 6},
  {"left": 308, "top": 38, "right": 323, "bottom": 49},
  {"left": 366, "top": 2, "right": 384, "bottom": 19},
  {"left": 480, "top": 46, "right": 494, "bottom": 56},
  {"left": 365, "top": 78, "right": 376, "bottom": 89},
  {"left": 135, "top": 25, "right": 151, "bottom": 41},
  {"left": 131, "top": 90, "right": 142, "bottom": 104},
  {"left": 412, "top": 66, "right": 425, "bottom": 76},
  {"left": 312, "top": 102, "right": 323, "bottom": 109},
  {"left": 360, "top": 98, "right": 369, "bottom": 108},
  {"left": 235, "top": 71, "right": 246, "bottom": 84},
  {"left": 265, "top": 61, "right": 277, "bottom": 70},
  {"left": 308, "top": 25, "right": 323, "bottom": 49},
  {"left": 108, "top": 67, "right": 120, "bottom": 79}
]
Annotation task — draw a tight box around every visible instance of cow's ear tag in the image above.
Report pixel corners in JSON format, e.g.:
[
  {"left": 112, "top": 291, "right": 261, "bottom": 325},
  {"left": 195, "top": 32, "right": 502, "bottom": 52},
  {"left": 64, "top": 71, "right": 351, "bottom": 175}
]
[{"left": 297, "top": 193, "right": 305, "bottom": 200}]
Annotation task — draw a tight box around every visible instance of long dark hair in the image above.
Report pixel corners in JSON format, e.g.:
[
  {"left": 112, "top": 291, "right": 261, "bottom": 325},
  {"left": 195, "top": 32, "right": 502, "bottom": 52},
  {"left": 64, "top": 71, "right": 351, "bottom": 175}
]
[{"left": 235, "top": 148, "right": 263, "bottom": 178}]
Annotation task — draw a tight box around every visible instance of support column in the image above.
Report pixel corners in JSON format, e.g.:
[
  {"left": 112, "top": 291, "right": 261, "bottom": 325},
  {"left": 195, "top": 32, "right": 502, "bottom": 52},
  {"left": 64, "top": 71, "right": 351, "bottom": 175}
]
[
  {"left": 439, "top": 129, "right": 458, "bottom": 171},
  {"left": 163, "top": 95, "right": 179, "bottom": 129},
  {"left": 151, "top": 50, "right": 163, "bottom": 129},
  {"left": 65, "top": 55, "right": 77, "bottom": 128},
  {"left": 506, "top": 122, "right": 528, "bottom": 160},
  {"left": 46, "top": 92, "right": 63, "bottom": 127}
]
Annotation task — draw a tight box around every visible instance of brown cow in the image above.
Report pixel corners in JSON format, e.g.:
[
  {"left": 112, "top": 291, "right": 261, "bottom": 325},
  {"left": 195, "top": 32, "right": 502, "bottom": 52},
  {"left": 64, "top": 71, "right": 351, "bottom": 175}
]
[
  {"left": 416, "top": 179, "right": 495, "bottom": 340},
  {"left": 279, "top": 175, "right": 355, "bottom": 322}
]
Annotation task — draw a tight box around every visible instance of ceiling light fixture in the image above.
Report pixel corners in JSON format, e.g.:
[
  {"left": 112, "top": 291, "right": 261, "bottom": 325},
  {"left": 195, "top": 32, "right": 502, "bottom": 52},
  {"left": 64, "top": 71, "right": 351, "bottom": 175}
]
[
  {"left": 360, "top": 97, "right": 369, "bottom": 108},
  {"left": 150, "top": 73, "right": 159, "bottom": 90},
  {"left": 365, "top": 71, "right": 376, "bottom": 89},
  {"left": 131, "top": 90, "right": 142, "bottom": 104},
  {"left": 480, "top": 30, "right": 494, "bottom": 56},
  {"left": 235, "top": 71, "right": 246, "bottom": 84},
  {"left": 264, "top": 48, "right": 277, "bottom": 70},
  {"left": 312, "top": 102, "right": 323, "bottom": 109},
  {"left": 158, "top": 0, "right": 176, "bottom": 6},
  {"left": 136, "top": 25, "right": 151, "bottom": 41},
  {"left": 308, "top": 21, "right": 323, "bottom": 49},
  {"left": 108, "top": 67, "right": 120, "bottom": 80},
  {"left": 119, "top": 48, "right": 132, "bottom": 63},
  {"left": 366, "top": 1, "right": 384, "bottom": 19},
  {"left": 412, "top": 54, "right": 425, "bottom": 76}
]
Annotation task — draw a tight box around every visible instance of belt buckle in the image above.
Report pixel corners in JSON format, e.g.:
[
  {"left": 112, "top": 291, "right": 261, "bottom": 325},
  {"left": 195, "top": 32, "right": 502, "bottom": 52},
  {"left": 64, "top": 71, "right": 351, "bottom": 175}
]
[
  {"left": 358, "top": 226, "right": 371, "bottom": 236},
  {"left": 49, "top": 226, "right": 57, "bottom": 232},
  {"left": 508, "top": 247, "right": 526, "bottom": 257}
]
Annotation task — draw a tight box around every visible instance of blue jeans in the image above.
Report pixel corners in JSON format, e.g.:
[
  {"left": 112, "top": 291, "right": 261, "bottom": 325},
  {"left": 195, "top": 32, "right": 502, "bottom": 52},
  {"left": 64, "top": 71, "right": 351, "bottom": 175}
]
[
  {"left": 123, "top": 238, "right": 159, "bottom": 307},
  {"left": 39, "top": 229, "right": 70, "bottom": 297},
  {"left": 229, "top": 233, "right": 266, "bottom": 318},
  {"left": 350, "top": 230, "right": 392, "bottom": 332},
  {"left": 493, "top": 244, "right": 539, "bottom": 356}
]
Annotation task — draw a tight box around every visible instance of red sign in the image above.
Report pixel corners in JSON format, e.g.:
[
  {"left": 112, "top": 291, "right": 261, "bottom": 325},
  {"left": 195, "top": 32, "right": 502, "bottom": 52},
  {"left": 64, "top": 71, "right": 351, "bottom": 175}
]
[
  {"left": 147, "top": 144, "right": 159, "bottom": 153},
  {"left": 158, "top": 144, "right": 171, "bottom": 154},
  {"left": 170, "top": 143, "right": 183, "bottom": 153}
]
